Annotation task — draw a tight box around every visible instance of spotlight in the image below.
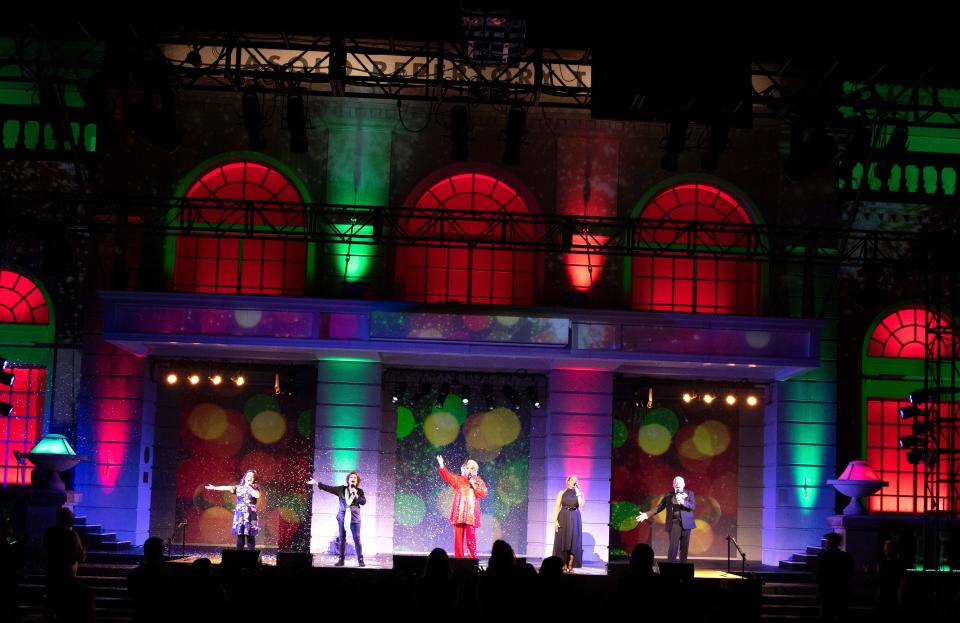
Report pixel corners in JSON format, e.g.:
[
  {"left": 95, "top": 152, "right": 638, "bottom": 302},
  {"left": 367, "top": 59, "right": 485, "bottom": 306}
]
[
  {"left": 0, "top": 402, "right": 12, "bottom": 417},
  {"left": 436, "top": 382, "right": 451, "bottom": 408},
  {"left": 482, "top": 384, "right": 495, "bottom": 410},
  {"left": 460, "top": 385, "right": 471, "bottom": 405},
  {"left": 414, "top": 382, "right": 431, "bottom": 403},
  {"left": 899, "top": 405, "right": 922, "bottom": 420},
  {"left": 392, "top": 381, "right": 408, "bottom": 405},
  {"left": 724, "top": 394, "right": 737, "bottom": 406},
  {"left": 0, "top": 371, "right": 14, "bottom": 386},
  {"left": 526, "top": 386, "right": 541, "bottom": 409},
  {"left": 451, "top": 105, "right": 470, "bottom": 161},
  {"left": 274, "top": 372, "right": 296, "bottom": 397},
  {"left": 210, "top": 374, "right": 223, "bottom": 386},
  {"left": 898, "top": 434, "right": 923, "bottom": 449},
  {"left": 231, "top": 374, "right": 246, "bottom": 387},
  {"left": 242, "top": 86, "right": 266, "bottom": 151},
  {"left": 286, "top": 88, "right": 309, "bottom": 154},
  {"left": 906, "top": 448, "right": 931, "bottom": 465},
  {"left": 682, "top": 392, "right": 696, "bottom": 404},
  {"left": 908, "top": 389, "right": 928, "bottom": 405},
  {"left": 701, "top": 119, "right": 730, "bottom": 171},
  {"left": 503, "top": 105, "right": 525, "bottom": 165},
  {"left": 187, "top": 374, "right": 201, "bottom": 386},
  {"left": 503, "top": 386, "right": 520, "bottom": 410},
  {"left": 702, "top": 393, "right": 716, "bottom": 405},
  {"left": 660, "top": 118, "right": 688, "bottom": 171},
  {"left": 165, "top": 373, "right": 179, "bottom": 385},
  {"left": 745, "top": 395, "right": 759, "bottom": 407},
  {"left": 0, "top": 356, "right": 8, "bottom": 368}
]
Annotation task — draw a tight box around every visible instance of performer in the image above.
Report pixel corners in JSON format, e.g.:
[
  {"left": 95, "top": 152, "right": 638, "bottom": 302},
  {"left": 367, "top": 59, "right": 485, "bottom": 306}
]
[
  {"left": 206, "top": 469, "right": 260, "bottom": 549},
  {"left": 552, "top": 474, "right": 584, "bottom": 572},
  {"left": 307, "top": 471, "right": 366, "bottom": 567},
  {"left": 436, "top": 455, "right": 488, "bottom": 558},
  {"left": 636, "top": 475, "right": 696, "bottom": 562}
]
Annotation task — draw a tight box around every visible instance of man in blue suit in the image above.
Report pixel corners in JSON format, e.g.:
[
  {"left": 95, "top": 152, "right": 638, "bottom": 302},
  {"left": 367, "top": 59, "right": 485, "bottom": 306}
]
[{"left": 637, "top": 476, "right": 696, "bottom": 562}]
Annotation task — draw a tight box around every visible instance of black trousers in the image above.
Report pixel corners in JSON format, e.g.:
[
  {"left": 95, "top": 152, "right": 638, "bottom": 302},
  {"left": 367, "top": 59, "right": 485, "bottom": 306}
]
[
  {"left": 667, "top": 521, "right": 690, "bottom": 562},
  {"left": 338, "top": 516, "right": 362, "bottom": 561}
]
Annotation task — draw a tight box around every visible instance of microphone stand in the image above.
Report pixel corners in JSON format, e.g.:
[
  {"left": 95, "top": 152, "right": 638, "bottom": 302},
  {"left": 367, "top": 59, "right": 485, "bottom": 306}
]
[{"left": 726, "top": 535, "right": 747, "bottom": 576}]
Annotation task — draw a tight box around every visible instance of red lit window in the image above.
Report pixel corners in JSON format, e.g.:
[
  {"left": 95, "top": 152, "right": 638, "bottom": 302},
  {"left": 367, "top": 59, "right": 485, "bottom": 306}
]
[
  {"left": 0, "top": 366, "right": 46, "bottom": 486},
  {"left": 398, "top": 174, "right": 535, "bottom": 305},
  {"left": 631, "top": 184, "right": 758, "bottom": 314},
  {"left": 173, "top": 162, "right": 306, "bottom": 295},
  {"left": 867, "top": 307, "right": 952, "bottom": 358},
  {"left": 0, "top": 270, "right": 49, "bottom": 324}
]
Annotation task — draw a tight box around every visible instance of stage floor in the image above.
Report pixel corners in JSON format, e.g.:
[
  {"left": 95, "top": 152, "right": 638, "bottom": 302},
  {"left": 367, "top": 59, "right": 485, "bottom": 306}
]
[{"left": 164, "top": 546, "right": 748, "bottom": 578}]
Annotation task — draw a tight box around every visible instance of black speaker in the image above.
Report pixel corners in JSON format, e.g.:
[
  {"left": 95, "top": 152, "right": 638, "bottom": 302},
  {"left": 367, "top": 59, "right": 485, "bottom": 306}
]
[
  {"left": 276, "top": 551, "right": 313, "bottom": 571},
  {"left": 451, "top": 557, "right": 479, "bottom": 573},
  {"left": 392, "top": 554, "right": 427, "bottom": 574},
  {"left": 658, "top": 561, "right": 694, "bottom": 581},
  {"left": 221, "top": 549, "right": 261, "bottom": 571}
]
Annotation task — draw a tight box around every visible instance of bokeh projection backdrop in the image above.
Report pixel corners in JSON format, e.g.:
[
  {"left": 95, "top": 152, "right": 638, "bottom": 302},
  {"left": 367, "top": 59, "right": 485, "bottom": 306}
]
[
  {"left": 389, "top": 370, "right": 539, "bottom": 555},
  {"left": 172, "top": 367, "right": 315, "bottom": 549},
  {"left": 610, "top": 379, "right": 740, "bottom": 558}
]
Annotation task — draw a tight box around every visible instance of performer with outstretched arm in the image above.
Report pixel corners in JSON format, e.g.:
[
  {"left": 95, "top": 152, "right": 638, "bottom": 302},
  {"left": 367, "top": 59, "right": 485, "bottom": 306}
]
[
  {"left": 307, "top": 471, "right": 366, "bottom": 566},
  {"left": 436, "top": 455, "right": 488, "bottom": 558},
  {"left": 636, "top": 475, "right": 696, "bottom": 562},
  {"left": 206, "top": 469, "right": 260, "bottom": 549}
]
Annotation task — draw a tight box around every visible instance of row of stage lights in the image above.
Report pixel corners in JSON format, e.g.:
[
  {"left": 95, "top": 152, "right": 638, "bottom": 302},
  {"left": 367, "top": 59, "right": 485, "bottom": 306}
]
[
  {"left": 392, "top": 381, "right": 542, "bottom": 411},
  {"left": 162, "top": 371, "right": 246, "bottom": 387},
  {"left": 681, "top": 391, "right": 761, "bottom": 407},
  {"left": 1, "top": 356, "right": 16, "bottom": 416}
]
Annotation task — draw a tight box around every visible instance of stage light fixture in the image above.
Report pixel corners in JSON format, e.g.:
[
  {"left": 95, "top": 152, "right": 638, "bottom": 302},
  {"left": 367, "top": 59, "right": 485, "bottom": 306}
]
[
  {"left": 242, "top": 86, "right": 266, "bottom": 151},
  {"left": 274, "top": 372, "right": 296, "bottom": 397},
  {"left": 286, "top": 88, "right": 309, "bottom": 154},
  {"left": 231, "top": 374, "right": 246, "bottom": 387},
  {"left": 702, "top": 393, "right": 716, "bottom": 405},
  {"left": 482, "top": 384, "right": 495, "bottom": 410},
  {"left": 0, "top": 401, "right": 12, "bottom": 417},
  {"left": 745, "top": 395, "right": 759, "bottom": 407},
  {"left": 899, "top": 405, "right": 922, "bottom": 420},
  {"left": 460, "top": 385, "right": 471, "bottom": 405},
  {"left": 898, "top": 434, "right": 924, "bottom": 449},
  {"left": 724, "top": 394, "right": 737, "bottom": 406},
  {"left": 660, "top": 118, "right": 688, "bottom": 171},
  {"left": 906, "top": 448, "right": 930, "bottom": 465},
  {"left": 165, "top": 373, "right": 179, "bottom": 385},
  {"left": 503, "top": 385, "right": 520, "bottom": 410},
  {"left": 187, "top": 374, "right": 201, "bottom": 386},
  {"left": 526, "top": 386, "right": 541, "bottom": 409},
  {"left": 451, "top": 105, "right": 470, "bottom": 161},
  {"left": 682, "top": 392, "right": 695, "bottom": 404},
  {"left": 908, "top": 389, "right": 928, "bottom": 405},
  {"left": 392, "top": 381, "right": 408, "bottom": 405},
  {"left": 0, "top": 356, "right": 8, "bottom": 368},
  {"left": 503, "top": 105, "right": 526, "bottom": 165},
  {"left": 210, "top": 374, "right": 223, "bottom": 386},
  {"left": 0, "top": 371, "right": 14, "bottom": 386},
  {"left": 436, "top": 382, "right": 451, "bottom": 408}
]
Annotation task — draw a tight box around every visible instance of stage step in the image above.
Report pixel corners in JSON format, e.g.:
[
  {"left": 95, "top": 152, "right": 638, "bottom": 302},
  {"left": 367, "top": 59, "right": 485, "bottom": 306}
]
[{"left": 73, "top": 516, "right": 133, "bottom": 551}]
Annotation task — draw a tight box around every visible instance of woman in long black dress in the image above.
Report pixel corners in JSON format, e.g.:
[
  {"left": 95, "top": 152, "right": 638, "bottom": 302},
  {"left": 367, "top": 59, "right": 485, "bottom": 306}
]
[{"left": 552, "top": 475, "right": 584, "bottom": 572}]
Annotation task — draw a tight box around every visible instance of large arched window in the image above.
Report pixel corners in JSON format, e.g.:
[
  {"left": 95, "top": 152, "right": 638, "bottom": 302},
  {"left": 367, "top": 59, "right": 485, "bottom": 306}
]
[
  {"left": 631, "top": 183, "right": 758, "bottom": 314},
  {"left": 0, "top": 269, "right": 53, "bottom": 486},
  {"left": 172, "top": 161, "right": 307, "bottom": 295},
  {"left": 397, "top": 173, "right": 535, "bottom": 305},
  {"left": 863, "top": 306, "right": 952, "bottom": 512}
]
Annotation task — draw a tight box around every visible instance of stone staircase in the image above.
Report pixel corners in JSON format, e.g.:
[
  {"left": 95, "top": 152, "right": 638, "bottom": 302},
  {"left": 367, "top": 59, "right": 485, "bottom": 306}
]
[
  {"left": 778, "top": 543, "right": 824, "bottom": 571},
  {"left": 15, "top": 553, "right": 136, "bottom": 622},
  {"left": 74, "top": 515, "right": 132, "bottom": 551}
]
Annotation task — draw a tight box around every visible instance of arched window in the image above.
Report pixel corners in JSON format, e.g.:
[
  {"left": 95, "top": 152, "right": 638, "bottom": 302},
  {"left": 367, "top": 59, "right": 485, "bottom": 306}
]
[
  {"left": 0, "top": 269, "right": 52, "bottom": 486},
  {"left": 864, "top": 306, "right": 953, "bottom": 513},
  {"left": 0, "top": 269, "right": 50, "bottom": 323},
  {"left": 631, "top": 183, "right": 758, "bottom": 314},
  {"left": 173, "top": 161, "right": 307, "bottom": 295},
  {"left": 397, "top": 173, "right": 535, "bottom": 305},
  {"left": 867, "top": 307, "right": 952, "bottom": 358}
]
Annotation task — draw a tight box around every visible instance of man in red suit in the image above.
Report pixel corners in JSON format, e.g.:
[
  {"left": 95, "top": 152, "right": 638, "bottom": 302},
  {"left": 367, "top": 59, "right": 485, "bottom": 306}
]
[{"left": 436, "top": 455, "right": 489, "bottom": 558}]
